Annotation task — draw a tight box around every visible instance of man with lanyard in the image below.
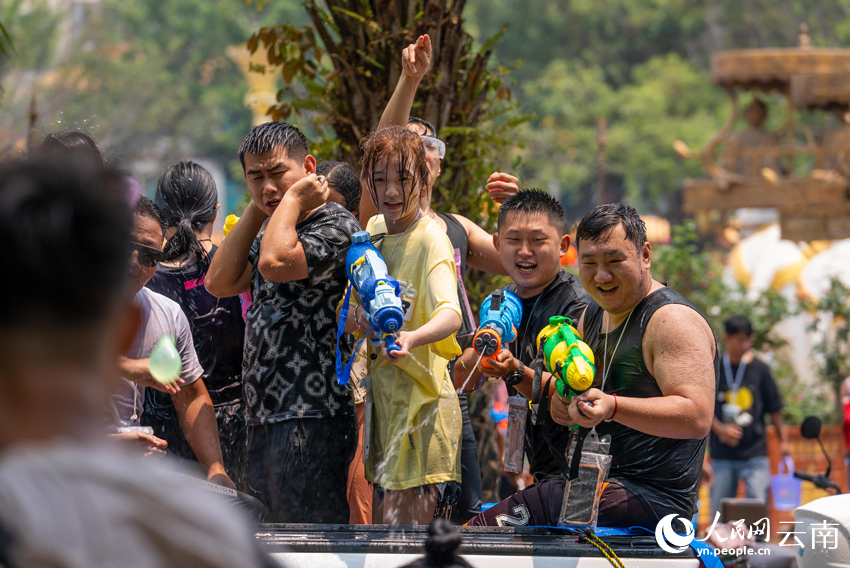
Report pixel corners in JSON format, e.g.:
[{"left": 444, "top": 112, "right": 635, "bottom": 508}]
[
  {"left": 708, "top": 315, "right": 787, "bottom": 518},
  {"left": 454, "top": 189, "right": 589, "bottom": 483},
  {"left": 468, "top": 203, "right": 717, "bottom": 528}
]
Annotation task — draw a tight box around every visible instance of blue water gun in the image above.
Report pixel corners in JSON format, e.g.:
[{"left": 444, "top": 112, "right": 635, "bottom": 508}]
[
  {"left": 473, "top": 290, "right": 522, "bottom": 369},
  {"left": 335, "top": 231, "right": 406, "bottom": 386}
]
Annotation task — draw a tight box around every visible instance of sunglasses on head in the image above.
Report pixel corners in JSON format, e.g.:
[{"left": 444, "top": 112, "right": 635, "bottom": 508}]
[
  {"left": 420, "top": 135, "right": 446, "bottom": 159},
  {"left": 130, "top": 241, "right": 164, "bottom": 268}
]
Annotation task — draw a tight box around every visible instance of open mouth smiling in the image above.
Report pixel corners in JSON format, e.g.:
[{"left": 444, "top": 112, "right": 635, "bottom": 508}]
[{"left": 516, "top": 261, "right": 537, "bottom": 275}]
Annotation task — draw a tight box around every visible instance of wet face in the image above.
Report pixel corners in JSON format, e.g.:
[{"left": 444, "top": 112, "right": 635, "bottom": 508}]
[
  {"left": 495, "top": 212, "right": 568, "bottom": 298},
  {"left": 723, "top": 331, "right": 753, "bottom": 361},
  {"left": 578, "top": 223, "right": 651, "bottom": 316},
  {"left": 243, "top": 147, "right": 314, "bottom": 216},
  {"left": 129, "top": 214, "right": 163, "bottom": 295},
  {"left": 406, "top": 122, "right": 441, "bottom": 192},
  {"left": 370, "top": 154, "right": 421, "bottom": 232}
]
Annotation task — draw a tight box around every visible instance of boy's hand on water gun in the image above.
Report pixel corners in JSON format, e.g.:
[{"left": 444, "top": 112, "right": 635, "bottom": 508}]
[
  {"left": 568, "top": 388, "right": 614, "bottom": 428},
  {"left": 283, "top": 173, "right": 330, "bottom": 215},
  {"left": 401, "top": 34, "right": 431, "bottom": 81},
  {"left": 476, "top": 349, "right": 519, "bottom": 379},
  {"left": 486, "top": 172, "right": 520, "bottom": 203},
  {"left": 384, "top": 331, "right": 416, "bottom": 363},
  {"left": 549, "top": 391, "right": 577, "bottom": 428}
]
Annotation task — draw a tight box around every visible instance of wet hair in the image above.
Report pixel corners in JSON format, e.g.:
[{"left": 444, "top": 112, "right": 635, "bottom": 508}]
[
  {"left": 133, "top": 196, "right": 165, "bottom": 240},
  {"left": 0, "top": 157, "right": 132, "bottom": 331},
  {"left": 407, "top": 116, "right": 437, "bottom": 138},
  {"left": 317, "top": 160, "right": 361, "bottom": 215},
  {"left": 724, "top": 315, "right": 753, "bottom": 337},
  {"left": 39, "top": 130, "right": 103, "bottom": 168},
  {"left": 575, "top": 203, "right": 647, "bottom": 253},
  {"left": 237, "top": 121, "right": 309, "bottom": 171},
  {"left": 497, "top": 189, "right": 565, "bottom": 235},
  {"left": 360, "top": 126, "right": 429, "bottom": 212},
  {"left": 154, "top": 161, "right": 217, "bottom": 262}
]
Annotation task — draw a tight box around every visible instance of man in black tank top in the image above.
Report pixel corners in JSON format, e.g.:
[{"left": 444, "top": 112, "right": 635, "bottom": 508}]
[{"left": 469, "top": 204, "right": 718, "bottom": 530}]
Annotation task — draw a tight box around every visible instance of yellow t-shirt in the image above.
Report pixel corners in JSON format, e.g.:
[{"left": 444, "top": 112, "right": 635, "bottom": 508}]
[{"left": 351, "top": 215, "right": 463, "bottom": 490}]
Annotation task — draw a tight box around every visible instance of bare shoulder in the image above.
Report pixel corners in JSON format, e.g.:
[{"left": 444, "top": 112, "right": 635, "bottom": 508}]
[
  {"left": 453, "top": 213, "right": 489, "bottom": 237},
  {"left": 643, "top": 303, "right": 716, "bottom": 372}
]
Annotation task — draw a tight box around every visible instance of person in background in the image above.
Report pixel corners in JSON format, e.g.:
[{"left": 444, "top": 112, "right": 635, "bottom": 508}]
[
  {"left": 367, "top": 32, "right": 520, "bottom": 524},
  {"left": 317, "top": 160, "right": 361, "bottom": 217},
  {"left": 0, "top": 157, "right": 269, "bottom": 568},
  {"left": 38, "top": 130, "right": 104, "bottom": 168},
  {"left": 710, "top": 314, "right": 787, "bottom": 518},
  {"left": 206, "top": 122, "right": 361, "bottom": 523},
  {"left": 117, "top": 196, "right": 235, "bottom": 489},
  {"left": 144, "top": 161, "right": 247, "bottom": 486}
]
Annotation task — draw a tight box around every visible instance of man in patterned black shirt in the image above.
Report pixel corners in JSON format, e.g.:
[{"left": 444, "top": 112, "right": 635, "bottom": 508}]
[{"left": 207, "top": 122, "right": 361, "bottom": 523}]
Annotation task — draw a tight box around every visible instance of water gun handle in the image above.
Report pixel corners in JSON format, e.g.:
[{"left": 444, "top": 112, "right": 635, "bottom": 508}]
[{"left": 383, "top": 335, "right": 402, "bottom": 358}]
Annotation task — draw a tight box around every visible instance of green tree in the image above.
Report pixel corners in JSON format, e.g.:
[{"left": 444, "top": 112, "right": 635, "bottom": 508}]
[{"left": 800, "top": 278, "right": 850, "bottom": 411}]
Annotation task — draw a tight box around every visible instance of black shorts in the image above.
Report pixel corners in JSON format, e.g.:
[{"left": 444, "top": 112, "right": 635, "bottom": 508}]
[
  {"left": 467, "top": 478, "right": 655, "bottom": 529},
  {"left": 245, "top": 415, "right": 357, "bottom": 523}
]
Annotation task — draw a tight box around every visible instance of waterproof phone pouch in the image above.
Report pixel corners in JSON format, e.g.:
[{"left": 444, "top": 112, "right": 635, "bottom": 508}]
[
  {"left": 362, "top": 374, "right": 373, "bottom": 465},
  {"left": 504, "top": 395, "right": 528, "bottom": 474},
  {"left": 558, "top": 429, "right": 612, "bottom": 531}
]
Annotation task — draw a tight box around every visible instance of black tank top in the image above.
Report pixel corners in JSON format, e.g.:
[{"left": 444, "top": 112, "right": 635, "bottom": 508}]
[
  {"left": 583, "top": 287, "right": 719, "bottom": 521},
  {"left": 436, "top": 212, "right": 476, "bottom": 345}
]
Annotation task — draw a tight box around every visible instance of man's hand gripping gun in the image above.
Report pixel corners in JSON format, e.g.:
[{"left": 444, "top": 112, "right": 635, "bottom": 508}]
[
  {"left": 472, "top": 290, "right": 522, "bottom": 368},
  {"left": 536, "top": 316, "right": 595, "bottom": 424},
  {"left": 345, "top": 231, "right": 404, "bottom": 355}
]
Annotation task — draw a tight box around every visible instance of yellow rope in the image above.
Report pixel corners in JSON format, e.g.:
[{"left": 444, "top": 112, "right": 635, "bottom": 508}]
[{"left": 581, "top": 529, "right": 626, "bottom": 568}]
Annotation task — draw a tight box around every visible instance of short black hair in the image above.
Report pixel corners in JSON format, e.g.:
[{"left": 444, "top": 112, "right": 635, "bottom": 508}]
[
  {"left": 0, "top": 157, "right": 132, "bottom": 330},
  {"left": 575, "top": 203, "right": 647, "bottom": 253},
  {"left": 497, "top": 189, "right": 565, "bottom": 235},
  {"left": 39, "top": 130, "right": 104, "bottom": 168},
  {"left": 133, "top": 196, "right": 165, "bottom": 239},
  {"left": 317, "top": 160, "right": 361, "bottom": 215},
  {"left": 237, "top": 121, "right": 309, "bottom": 171},
  {"left": 724, "top": 315, "right": 753, "bottom": 337},
  {"left": 407, "top": 116, "right": 437, "bottom": 138}
]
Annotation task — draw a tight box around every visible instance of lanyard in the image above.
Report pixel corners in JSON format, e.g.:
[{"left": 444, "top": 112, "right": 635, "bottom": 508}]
[{"left": 723, "top": 354, "right": 748, "bottom": 397}]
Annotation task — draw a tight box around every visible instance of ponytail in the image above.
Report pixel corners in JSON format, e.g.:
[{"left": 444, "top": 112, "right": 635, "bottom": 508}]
[{"left": 154, "top": 161, "right": 218, "bottom": 263}]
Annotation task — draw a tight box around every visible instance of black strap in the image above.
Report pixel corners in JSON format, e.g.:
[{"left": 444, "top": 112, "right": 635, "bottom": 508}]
[
  {"left": 569, "top": 427, "right": 590, "bottom": 481},
  {"left": 538, "top": 376, "right": 571, "bottom": 478},
  {"left": 531, "top": 339, "right": 546, "bottom": 405}
]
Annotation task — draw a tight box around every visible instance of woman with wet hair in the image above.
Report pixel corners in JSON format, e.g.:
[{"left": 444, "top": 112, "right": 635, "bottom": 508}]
[
  {"left": 144, "top": 161, "right": 247, "bottom": 485},
  {"left": 317, "top": 160, "right": 362, "bottom": 216}
]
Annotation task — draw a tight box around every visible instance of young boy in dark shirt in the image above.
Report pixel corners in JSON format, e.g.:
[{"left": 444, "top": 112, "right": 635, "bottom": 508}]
[
  {"left": 454, "top": 189, "right": 590, "bottom": 481},
  {"left": 206, "top": 122, "right": 361, "bottom": 523}
]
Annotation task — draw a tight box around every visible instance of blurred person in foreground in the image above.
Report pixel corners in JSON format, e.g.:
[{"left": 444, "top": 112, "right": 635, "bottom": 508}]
[
  {"left": 0, "top": 158, "right": 270, "bottom": 568},
  {"left": 709, "top": 314, "right": 787, "bottom": 517}
]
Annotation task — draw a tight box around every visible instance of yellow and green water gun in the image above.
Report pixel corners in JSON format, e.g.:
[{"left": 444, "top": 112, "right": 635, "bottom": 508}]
[{"left": 536, "top": 316, "right": 595, "bottom": 400}]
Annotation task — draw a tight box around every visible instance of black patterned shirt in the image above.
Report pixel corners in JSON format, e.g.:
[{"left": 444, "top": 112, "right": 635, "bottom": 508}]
[{"left": 243, "top": 202, "right": 358, "bottom": 425}]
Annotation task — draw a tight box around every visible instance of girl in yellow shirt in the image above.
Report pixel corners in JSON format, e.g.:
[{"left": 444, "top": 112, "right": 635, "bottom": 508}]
[{"left": 342, "top": 126, "right": 463, "bottom": 525}]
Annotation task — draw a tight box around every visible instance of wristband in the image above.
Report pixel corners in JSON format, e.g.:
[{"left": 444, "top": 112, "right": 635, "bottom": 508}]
[{"left": 604, "top": 393, "right": 618, "bottom": 422}]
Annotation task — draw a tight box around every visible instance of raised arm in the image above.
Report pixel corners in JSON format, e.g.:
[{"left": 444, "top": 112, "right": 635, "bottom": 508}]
[
  {"left": 360, "top": 35, "right": 432, "bottom": 227},
  {"left": 258, "top": 174, "right": 330, "bottom": 283},
  {"left": 205, "top": 200, "right": 266, "bottom": 297},
  {"left": 567, "top": 304, "right": 716, "bottom": 439}
]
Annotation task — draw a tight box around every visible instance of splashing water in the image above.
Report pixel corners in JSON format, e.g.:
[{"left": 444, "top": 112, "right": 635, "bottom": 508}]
[{"left": 372, "top": 350, "right": 485, "bottom": 485}]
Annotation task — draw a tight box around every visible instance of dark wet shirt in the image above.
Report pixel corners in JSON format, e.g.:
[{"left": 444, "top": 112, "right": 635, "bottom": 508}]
[
  {"left": 243, "top": 202, "right": 359, "bottom": 426},
  {"left": 504, "top": 271, "right": 590, "bottom": 480},
  {"left": 585, "top": 287, "right": 720, "bottom": 521},
  {"left": 146, "top": 246, "right": 245, "bottom": 405},
  {"left": 710, "top": 357, "right": 782, "bottom": 460}
]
